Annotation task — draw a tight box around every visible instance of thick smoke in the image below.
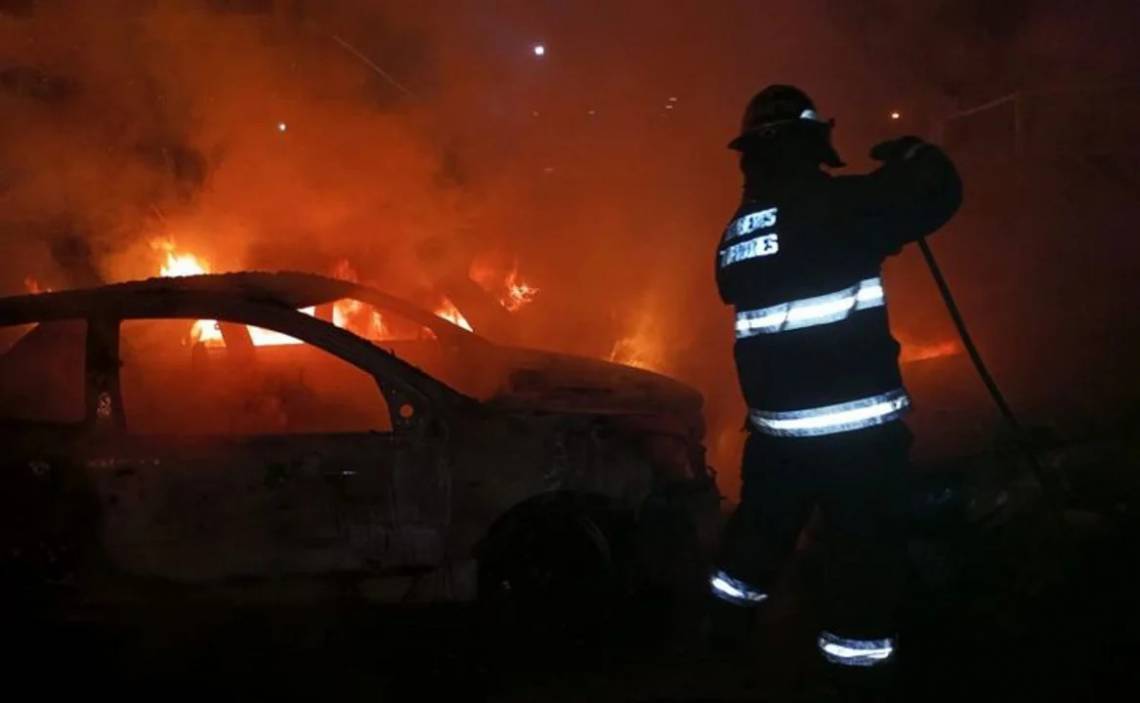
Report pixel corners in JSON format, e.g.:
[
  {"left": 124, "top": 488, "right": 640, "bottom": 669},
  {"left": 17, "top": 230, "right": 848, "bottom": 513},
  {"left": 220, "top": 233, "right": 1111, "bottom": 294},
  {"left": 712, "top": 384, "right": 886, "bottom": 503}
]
[{"left": 0, "top": 1, "right": 472, "bottom": 292}]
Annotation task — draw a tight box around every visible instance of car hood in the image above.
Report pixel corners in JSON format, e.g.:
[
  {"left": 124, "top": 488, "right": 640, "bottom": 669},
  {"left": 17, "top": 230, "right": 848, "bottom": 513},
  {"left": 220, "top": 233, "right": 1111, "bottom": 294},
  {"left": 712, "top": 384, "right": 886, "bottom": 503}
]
[{"left": 483, "top": 346, "right": 704, "bottom": 419}]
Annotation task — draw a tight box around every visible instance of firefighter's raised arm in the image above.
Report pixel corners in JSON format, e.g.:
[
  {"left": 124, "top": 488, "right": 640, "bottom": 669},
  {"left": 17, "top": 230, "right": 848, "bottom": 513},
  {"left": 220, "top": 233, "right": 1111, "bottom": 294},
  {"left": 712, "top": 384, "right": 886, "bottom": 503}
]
[{"left": 856, "top": 135, "right": 963, "bottom": 256}]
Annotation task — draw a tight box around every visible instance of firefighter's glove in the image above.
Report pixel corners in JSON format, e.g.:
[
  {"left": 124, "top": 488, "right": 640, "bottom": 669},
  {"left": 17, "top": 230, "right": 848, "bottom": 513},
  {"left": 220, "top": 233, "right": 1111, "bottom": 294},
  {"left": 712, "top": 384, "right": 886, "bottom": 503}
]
[{"left": 870, "top": 135, "right": 929, "bottom": 163}]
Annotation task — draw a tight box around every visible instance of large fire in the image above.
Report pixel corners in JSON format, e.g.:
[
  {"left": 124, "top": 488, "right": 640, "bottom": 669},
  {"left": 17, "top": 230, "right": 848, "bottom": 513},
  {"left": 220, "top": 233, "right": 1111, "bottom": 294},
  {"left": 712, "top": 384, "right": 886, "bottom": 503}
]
[
  {"left": 155, "top": 239, "right": 313, "bottom": 346},
  {"left": 151, "top": 243, "right": 490, "bottom": 345}
]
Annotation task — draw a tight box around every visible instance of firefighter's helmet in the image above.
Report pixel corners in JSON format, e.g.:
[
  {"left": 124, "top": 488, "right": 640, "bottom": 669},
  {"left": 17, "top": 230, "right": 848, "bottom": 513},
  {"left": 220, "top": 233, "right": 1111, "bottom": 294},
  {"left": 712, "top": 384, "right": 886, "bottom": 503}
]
[{"left": 729, "top": 84, "right": 844, "bottom": 167}]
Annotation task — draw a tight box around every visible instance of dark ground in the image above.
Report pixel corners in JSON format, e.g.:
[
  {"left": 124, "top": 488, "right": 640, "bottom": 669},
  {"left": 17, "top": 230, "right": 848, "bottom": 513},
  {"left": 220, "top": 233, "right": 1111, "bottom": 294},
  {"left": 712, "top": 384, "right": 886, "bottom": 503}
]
[{"left": 8, "top": 434, "right": 1140, "bottom": 702}]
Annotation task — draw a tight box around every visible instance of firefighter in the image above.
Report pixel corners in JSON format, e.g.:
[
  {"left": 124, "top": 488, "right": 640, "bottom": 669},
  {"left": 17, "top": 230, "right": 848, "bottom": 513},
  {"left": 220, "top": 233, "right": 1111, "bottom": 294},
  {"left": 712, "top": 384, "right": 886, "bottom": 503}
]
[{"left": 709, "top": 85, "right": 961, "bottom": 694}]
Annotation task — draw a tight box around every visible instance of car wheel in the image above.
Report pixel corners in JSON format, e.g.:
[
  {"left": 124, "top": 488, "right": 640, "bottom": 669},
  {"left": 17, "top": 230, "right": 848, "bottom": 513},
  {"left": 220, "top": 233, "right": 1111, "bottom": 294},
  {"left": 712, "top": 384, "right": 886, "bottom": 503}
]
[{"left": 477, "top": 495, "right": 630, "bottom": 639}]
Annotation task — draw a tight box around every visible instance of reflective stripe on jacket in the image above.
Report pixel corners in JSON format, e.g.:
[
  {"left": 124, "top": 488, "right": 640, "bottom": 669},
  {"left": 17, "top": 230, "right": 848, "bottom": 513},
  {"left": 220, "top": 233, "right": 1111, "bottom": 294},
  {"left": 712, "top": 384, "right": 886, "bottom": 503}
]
[{"left": 716, "top": 143, "right": 961, "bottom": 432}]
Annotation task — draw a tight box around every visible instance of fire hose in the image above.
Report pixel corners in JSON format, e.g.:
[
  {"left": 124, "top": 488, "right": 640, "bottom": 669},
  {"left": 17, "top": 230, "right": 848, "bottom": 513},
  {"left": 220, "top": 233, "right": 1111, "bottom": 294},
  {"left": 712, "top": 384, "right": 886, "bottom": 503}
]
[{"left": 916, "top": 236, "right": 1066, "bottom": 515}]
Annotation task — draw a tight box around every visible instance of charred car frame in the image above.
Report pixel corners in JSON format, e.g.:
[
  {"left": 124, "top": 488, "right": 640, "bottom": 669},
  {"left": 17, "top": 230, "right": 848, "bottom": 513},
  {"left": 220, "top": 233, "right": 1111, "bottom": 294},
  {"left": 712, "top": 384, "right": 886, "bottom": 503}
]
[{"left": 0, "top": 272, "right": 718, "bottom": 610}]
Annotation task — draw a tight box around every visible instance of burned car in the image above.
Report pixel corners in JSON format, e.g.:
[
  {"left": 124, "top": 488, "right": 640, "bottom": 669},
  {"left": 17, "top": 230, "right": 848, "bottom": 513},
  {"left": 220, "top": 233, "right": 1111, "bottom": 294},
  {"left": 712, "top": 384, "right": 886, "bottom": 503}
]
[{"left": 0, "top": 272, "right": 717, "bottom": 609}]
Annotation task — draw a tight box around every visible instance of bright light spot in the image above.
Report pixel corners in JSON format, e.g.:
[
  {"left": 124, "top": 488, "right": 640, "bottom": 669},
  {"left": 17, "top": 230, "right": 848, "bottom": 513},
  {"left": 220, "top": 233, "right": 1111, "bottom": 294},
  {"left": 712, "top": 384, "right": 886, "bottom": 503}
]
[
  {"left": 533, "top": 44, "right": 545, "bottom": 56},
  {"left": 247, "top": 307, "right": 313, "bottom": 347},
  {"left": 277, "top": 121, "right": 288, "bottom": 132},
  {"left": 669, "top": 96, "right": 678, "bottom": 102},
  {"left": 665, "top": 104, "right": 674, "bottom": 110},
  {"left": 890, "top": 111, "right": 900, "bottom": 120}
]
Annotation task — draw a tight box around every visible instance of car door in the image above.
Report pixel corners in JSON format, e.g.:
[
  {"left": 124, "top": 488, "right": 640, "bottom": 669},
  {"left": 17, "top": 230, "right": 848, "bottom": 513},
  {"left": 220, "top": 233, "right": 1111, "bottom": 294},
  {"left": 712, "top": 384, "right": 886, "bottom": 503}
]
[
  {"left": 0, "top": 318, "right": 98, "bottom": 579},
  {"left": 92, "top": 311, "right": 448, "bottom": 584}
]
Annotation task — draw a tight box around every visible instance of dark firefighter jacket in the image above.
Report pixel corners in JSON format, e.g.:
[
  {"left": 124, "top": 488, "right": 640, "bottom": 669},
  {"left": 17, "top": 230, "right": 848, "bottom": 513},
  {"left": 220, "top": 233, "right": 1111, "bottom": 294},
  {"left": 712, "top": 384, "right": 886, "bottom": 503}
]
[{"left": 716, "top": 141, "right": 962, "bottom": 437}]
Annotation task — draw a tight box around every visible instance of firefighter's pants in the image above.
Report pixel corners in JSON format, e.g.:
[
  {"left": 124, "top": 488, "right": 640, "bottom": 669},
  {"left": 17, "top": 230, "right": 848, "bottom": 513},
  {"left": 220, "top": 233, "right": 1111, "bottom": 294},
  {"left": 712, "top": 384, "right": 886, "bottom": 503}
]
[{"left": 714, "top": 421, "right": 912, "bottom": 669}]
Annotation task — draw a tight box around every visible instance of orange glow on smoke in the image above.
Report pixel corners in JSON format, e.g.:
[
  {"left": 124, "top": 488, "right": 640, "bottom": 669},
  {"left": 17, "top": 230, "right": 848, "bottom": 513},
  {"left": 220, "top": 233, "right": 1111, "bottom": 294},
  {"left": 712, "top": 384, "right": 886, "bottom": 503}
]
[
  {"left": 609, "top": 320, "right": 666, "bottom": 372},
  {"left": 900, "top": 339, "right": 962, "bottom": 363},
  {"left": 23, "top": 276, "right": 49, "bottom": 294},
  {"left": 608, "top": 337, "right": 664, "bottom": 371},
  {"left": 607, "top": 300, "right": 669, "bottom": 372}
]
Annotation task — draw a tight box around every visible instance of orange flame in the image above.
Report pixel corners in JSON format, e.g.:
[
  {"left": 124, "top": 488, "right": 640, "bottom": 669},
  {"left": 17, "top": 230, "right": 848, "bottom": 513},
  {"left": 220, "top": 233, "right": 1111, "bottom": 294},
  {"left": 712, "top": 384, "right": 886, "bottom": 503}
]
[
  {"left": 469, "top": 258, "right": 540, "bottom": 313},
  {"left": 608, "top": 337, "right": 663, "bottom": 371},
  {"left": 333, "top": 298, "right": 389, "bottom": 339},
  {"left": 326, "top": 258, "right": 389, "bottom": 339},
  {"left": 609, "top": 301, "right": 668, "bottom": 372},
  {"left": 435, "top": 298, "right": 473, "bottom": 332},
  {"left": 153, "top": 239, "right": 307, "bottom": 346},
  {"left": 151, "top": 247, "right": 470, "bottom": 343},
  {"left": 152, "top": 239, "right": 225, "bottom": 346},
  {"left": 502, "top": 267, "right": 540, "bottom": 312}
]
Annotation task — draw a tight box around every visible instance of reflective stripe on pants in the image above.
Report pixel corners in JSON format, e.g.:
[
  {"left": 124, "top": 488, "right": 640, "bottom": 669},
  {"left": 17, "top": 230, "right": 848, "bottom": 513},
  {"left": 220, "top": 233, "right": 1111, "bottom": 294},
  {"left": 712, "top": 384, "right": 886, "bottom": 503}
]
[
  {"left": 818, "top": 631, "right": 896, "bottom": 667},
  {"left": 708, "top": 569, "right": 768, "bottom": 606}
]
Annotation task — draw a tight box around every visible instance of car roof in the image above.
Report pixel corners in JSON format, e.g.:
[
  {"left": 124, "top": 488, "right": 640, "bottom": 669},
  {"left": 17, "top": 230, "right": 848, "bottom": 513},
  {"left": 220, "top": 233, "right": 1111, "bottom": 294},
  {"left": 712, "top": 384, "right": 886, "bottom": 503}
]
[{"left": 0, "top": 271, "right": 464, "bottom": 336}]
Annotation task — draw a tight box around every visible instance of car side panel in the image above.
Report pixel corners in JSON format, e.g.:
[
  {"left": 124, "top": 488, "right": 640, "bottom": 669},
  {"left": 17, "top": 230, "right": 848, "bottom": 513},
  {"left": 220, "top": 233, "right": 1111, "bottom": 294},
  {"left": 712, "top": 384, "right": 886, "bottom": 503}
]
[{"left": 87, "top": 433, "right": 449, "bottom": 582}]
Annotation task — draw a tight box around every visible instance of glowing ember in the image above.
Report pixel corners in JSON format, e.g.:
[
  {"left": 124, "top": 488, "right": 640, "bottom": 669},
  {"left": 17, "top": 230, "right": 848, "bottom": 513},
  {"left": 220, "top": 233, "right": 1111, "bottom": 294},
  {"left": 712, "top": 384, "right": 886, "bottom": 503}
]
[
  {"left": 890, "top": 111, "right": 901, "bottom": 120},
  {"left": 533, "top": 44, "right": 546, "bottom": 56},
  {"left": 435, "top": 298, "right": 473, "bottom": 332}
]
